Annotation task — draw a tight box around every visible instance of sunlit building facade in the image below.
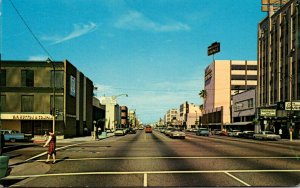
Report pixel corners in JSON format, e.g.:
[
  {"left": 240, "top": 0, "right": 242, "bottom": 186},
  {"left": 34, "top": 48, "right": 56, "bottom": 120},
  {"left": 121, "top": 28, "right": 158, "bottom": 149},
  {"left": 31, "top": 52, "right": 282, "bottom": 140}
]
[{"left": 202, "top": 60, "right": 257, "bottom": 130}]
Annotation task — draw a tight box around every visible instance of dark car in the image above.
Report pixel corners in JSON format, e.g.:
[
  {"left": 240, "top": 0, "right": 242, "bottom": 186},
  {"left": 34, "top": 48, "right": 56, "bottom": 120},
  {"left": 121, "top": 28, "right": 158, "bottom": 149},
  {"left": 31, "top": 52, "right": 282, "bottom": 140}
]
[
  {"left": 196, "top": 128, "right": 210, "bottom": 136},
  {"left": 240, "top": 130, "right": 255, "bottom": 139},
  {"left": 128, "top": 128, "right": 137, "bottom": 134}
]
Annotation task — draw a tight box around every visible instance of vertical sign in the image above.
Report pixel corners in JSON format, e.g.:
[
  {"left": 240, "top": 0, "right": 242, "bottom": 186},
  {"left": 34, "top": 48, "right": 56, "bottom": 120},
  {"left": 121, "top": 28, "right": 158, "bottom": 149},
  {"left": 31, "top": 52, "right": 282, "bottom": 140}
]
[{"left": 70, "top": 75, "right": 76, "bottom": 97}]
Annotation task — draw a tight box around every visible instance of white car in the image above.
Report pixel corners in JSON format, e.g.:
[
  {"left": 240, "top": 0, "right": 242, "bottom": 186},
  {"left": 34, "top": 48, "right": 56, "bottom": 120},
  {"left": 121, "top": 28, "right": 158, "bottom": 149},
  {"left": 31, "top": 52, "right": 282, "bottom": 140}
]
[
  {"left": 253, "top": 131, "right": 281, "bottom": 140},
  {"left": 228, "top": 130, "right": 242, "bottom": 137},
  {"left": 169, "top": 129, "right": 185, "bottom": 139},
  {"left": 114, "top": 128, "right": 125, "bottom": 136}
]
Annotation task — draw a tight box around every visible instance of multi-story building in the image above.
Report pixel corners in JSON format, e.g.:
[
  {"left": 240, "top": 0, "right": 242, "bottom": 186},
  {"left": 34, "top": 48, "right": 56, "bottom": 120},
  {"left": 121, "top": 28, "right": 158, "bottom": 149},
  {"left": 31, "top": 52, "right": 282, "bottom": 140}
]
[
  {"left": 120, "top": 106, "right": 128, "bottom": 127},
  {"left": 231, "top": 89, "right": 257, "bottom": 131},
  {"left": 0, "top": 60, "right": 93, "bottom": 138},
  {"left": 164, "top": 108, "right": 179, "bottom": 127},
  {"left": 202, "top": 60, "right": 257, "bottom": 130},
  {"left": 258, "top": 0, "right": 300, "bottom": 138},
  {"left": 179, "top": 102, "right": 202, "bottom": 129}
]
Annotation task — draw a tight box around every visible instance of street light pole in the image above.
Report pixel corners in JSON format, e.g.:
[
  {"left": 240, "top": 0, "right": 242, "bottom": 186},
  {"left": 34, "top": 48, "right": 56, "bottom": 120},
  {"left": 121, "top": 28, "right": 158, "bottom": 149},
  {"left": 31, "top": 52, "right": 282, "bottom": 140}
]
[
  {"left": 195, "top": 110, "right": 198, "bottom": 128},
  {"left": 47, "top": 58, "right": 56, "bottom": 133}
]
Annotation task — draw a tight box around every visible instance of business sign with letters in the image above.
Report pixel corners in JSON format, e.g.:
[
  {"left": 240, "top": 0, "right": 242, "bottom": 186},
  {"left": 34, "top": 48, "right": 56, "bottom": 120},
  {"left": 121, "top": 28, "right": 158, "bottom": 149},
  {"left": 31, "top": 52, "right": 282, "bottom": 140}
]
[{"left": 70, "top": 75, "right": 76, "bottom": 97}]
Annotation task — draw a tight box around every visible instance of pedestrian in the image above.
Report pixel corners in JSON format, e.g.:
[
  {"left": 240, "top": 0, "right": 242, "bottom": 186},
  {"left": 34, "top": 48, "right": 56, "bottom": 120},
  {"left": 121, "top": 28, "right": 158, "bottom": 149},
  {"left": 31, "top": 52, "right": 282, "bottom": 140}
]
[
  {"left": 43, "top": 131, "right": 56, "bottom": 164},
  {"left": 0, "top": 132, "right": 5, "bottom": 155}
]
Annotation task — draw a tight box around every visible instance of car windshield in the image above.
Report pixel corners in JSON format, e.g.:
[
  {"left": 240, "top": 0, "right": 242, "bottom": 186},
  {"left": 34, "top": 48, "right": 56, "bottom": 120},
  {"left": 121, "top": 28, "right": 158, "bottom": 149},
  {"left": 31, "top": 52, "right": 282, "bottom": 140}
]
[{"left": 4, "top": 1, "right": 297, "bottom": 187}]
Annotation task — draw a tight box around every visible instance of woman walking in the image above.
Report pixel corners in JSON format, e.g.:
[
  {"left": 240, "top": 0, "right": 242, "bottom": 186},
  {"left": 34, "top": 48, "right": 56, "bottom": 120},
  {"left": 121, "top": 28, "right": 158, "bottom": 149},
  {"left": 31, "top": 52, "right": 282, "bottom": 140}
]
[{"left": 43, "top": 131, "right": 56, "bottom": 164}]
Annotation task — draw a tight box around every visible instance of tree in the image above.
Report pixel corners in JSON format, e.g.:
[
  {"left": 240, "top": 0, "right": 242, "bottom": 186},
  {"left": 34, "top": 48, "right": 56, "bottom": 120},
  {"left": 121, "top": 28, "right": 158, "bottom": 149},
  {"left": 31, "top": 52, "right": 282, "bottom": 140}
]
[{"left": 199, "top": 90, "right": 207, "bottom": 99}]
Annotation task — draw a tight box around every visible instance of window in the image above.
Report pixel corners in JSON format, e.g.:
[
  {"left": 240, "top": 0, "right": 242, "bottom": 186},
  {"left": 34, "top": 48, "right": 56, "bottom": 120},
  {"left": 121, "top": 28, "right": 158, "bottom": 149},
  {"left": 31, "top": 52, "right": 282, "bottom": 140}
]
[
  {"left": 51, "top": 70, "right": 64, "bottom": 88},
  {"left": 21, "top": 95, "right": 34, "bottom": 112},
  {"left": 21, "top": 70, "right": 34, "bottom": 87},
  {"left": 248, "top": 99, "right": 254, "bottom": 108},
  {"left": 0, "top": 70, "right": 6, "bottom": 87},
  {"left": 50, "top": 95, "right": 63, "bottom": 113},
  {"left": 0, "top": 95, "right": 6, "bottom": 112}
]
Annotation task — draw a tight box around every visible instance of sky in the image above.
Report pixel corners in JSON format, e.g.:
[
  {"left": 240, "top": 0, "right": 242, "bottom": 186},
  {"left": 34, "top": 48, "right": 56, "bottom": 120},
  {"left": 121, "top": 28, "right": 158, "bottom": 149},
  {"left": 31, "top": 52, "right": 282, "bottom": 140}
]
[{"left": 1, "top": 0, "right": 266, "bottom": 124}]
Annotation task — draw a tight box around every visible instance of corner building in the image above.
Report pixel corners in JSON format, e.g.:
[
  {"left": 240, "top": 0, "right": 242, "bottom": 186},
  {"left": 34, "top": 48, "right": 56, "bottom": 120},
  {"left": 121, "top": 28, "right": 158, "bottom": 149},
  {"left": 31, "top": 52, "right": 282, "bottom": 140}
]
[
  {"left": 0, "top": 60, "right": 93, "bottom": 138},
  {"left": 258, "top": 0, "right": 300, "bottom": 138}
]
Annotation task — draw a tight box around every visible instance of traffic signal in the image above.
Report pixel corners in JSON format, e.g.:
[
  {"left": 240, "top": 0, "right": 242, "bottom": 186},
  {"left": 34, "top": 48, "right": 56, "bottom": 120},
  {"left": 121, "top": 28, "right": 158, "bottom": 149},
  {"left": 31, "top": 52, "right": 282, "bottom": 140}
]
[{"left": 277, "top": 102, "right": 285, "bottom": 110}]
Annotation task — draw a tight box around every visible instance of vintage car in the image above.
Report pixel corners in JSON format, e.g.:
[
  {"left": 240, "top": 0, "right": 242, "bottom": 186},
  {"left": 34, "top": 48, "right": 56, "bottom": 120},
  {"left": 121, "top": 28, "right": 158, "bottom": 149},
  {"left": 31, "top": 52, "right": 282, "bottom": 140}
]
[
  {"left": 196, "top": 128, "right": 210, "bottom": 136},
  {"left": 0, "top": 130, "right": 26, "bottom": 142},
  {"left": 114, "top": 128, "right": 125, "bottom": 136},
  {"left": 169, "top": 129, "right": 185, "bottom": 139},
  {"left": 253, "top": 131, "right": 281, "bottom": 140}
]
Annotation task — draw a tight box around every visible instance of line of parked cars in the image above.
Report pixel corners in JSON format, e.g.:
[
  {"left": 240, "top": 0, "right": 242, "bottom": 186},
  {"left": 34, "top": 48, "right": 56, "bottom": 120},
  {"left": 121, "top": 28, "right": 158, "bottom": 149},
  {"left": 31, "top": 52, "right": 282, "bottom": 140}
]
[
  {"left": 211, "top": 129, "right": 281, "bottom": 141},
  {"left": 114, "top": 127, "right": 137, "bottom": 136},
  {"left": 160, "top": 127, "right": 185, "bottom": 139}
]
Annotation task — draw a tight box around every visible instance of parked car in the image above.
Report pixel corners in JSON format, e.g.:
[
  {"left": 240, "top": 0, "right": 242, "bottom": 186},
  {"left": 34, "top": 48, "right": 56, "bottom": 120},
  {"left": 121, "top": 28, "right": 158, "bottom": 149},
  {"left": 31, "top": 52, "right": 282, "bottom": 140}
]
[
  {"left": 219, "top": 131, "right": 228, "bottom": 136},
  {"left": 105, "top": 129, "right": 114, "bottom": 133},
  {"left": 228, "top": 130, "right": 242, "bottom": 137},
  {"left": 196, "top": 128, "right": 210, "bottom": 136},
  {"left": 253, "top": 131, "right": 281, "bottom": 140},
  {"left": 240, "top": 130, "right": 255, "bottom": 139},
  {"left": 0, "top": 130, "right": 26, "bottom": 142},
  {"left": 128, "top": 128, "right": 137, "bottom": 134},
  {"left": 164, "top": 128, "right": 174, "bottom": 136},
  {"left": 114, "top": 128, "right": 125, "bottom": 136},
  {"left": 212, "top": 129, "right": 222, "bottom": 135},
  {"left": 169, "top": 129, "right": 185, "bottom": 139}
]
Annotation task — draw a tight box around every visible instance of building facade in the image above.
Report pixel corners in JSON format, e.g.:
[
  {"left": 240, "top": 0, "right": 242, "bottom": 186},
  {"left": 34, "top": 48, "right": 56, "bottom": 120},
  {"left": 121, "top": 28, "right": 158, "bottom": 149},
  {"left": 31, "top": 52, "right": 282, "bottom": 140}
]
[
  {"left": 202, "top": 60, "right": 257, "bottom": 130},
  {"left": 179, "top": 102, "right": 202, "bottom": 129},
  {"left": 0, "top": 60, "right": 93, "bottom": 138},
  {"left": 120, "top": 106, "right": 128, "bottom": 127},
  {"left": 231, "top": 89, "right": 257, "bottom": 131},
  {"left": 258, "top": 0, "right": 300, "bottom": 138},
  {"left": 164, "top": 108, "right": 179, "bottom": 127}
]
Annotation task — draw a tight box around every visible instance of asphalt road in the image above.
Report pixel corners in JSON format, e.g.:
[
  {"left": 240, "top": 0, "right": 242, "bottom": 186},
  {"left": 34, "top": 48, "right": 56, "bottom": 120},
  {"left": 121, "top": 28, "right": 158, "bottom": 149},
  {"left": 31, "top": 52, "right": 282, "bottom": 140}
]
[{"left": 2, "top": 130, "right": 300, "bottom": 187}]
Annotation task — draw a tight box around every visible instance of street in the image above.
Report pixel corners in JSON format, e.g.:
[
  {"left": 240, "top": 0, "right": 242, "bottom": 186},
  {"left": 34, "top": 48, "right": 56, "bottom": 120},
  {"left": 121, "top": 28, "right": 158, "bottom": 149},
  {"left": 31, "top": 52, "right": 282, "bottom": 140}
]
[{"left": 2, "top": 130, "right": 300, "bottom": 187}]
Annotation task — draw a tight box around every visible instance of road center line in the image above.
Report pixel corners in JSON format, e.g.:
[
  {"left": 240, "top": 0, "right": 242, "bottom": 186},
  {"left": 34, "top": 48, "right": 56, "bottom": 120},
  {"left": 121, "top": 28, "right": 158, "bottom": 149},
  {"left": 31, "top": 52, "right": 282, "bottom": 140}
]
[{"left": 224, "top": 172, "right": 251, "bottom": 186}]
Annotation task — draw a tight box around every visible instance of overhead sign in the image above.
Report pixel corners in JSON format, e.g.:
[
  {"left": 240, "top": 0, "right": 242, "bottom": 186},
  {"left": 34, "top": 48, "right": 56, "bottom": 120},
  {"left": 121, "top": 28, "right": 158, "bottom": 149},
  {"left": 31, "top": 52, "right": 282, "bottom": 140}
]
[
  {"left": 1, "top": 113, "right": 53, "bottom": 120},
  {"left": 208, "top": 42, "right": 220, "bottom": 56},
  {"left": 260, "top": 109, "right": 276, "bottom": 117},
  {"left": 285, "top": 102, "right": 300, "bottom": 111}
]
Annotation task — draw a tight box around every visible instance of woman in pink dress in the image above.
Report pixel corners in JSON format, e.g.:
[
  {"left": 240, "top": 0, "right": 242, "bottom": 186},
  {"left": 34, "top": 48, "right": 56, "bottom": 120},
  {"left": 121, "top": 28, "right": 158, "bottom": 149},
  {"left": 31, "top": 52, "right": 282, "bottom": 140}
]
[{"left": 43, "top": 131, "right": 56, "bottom": 164}]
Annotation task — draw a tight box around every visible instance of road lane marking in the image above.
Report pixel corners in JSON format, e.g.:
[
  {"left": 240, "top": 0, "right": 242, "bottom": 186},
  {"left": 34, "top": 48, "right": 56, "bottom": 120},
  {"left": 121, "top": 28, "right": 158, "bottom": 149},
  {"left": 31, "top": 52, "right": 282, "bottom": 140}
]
[
  {"left": 4, "top": 169, "right": 300, "bottom": 179},
  {"left": 144, "top": 173, "right": 147, "bottom": 187},
  {"left": 25, "top": 143, "right": 83, "bottom": 162},
  {"left": 34, "top": 156, "right": 300, "bottom": 162},
  {"left": 225, "top": 172, "right": 251, "bottom": 186}
]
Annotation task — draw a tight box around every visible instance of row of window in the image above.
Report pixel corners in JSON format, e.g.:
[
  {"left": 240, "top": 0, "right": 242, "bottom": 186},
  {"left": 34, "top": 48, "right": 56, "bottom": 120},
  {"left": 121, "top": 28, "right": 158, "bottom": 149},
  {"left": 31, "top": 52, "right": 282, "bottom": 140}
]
[
  {"left": 234, "top": 99, "right": 254, "bottom": 111},
  {"left": 0, "top": 69, "right": 64, "bottom": 88},
  {"left": 0, "top": 95, "right": 63, "bottom": 112}
]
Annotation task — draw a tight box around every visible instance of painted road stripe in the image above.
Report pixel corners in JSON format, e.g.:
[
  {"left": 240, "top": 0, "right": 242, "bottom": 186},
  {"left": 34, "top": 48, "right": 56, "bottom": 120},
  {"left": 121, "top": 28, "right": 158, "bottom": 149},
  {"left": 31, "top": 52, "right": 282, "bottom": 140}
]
[
  {"left": 225, "top": 172, "right": 251, "bottom": 186},
  {"left": 144, "top": 173, "right": 147, "bottom": 187},
  {"left": 4, "top": 169, "right": 300, "bottom": 179},
  {"left": 35, "top": 156, "right": 300, "bottom": 162},
  {"left": 25, "top": 143, "right": 83, "bottom": 162}
]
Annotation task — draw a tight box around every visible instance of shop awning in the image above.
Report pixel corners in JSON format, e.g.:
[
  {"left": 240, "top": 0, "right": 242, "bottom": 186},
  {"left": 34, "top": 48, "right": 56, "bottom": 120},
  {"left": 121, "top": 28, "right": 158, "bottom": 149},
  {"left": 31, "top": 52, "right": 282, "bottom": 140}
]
[{"left": 225, "top": 121, "right": 253, "bottom": 126}]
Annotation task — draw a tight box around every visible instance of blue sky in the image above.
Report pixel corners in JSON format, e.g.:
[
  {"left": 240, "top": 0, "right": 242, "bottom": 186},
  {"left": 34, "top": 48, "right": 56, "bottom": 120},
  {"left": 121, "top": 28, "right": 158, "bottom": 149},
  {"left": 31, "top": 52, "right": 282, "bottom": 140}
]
[{"left": 1, "top": 0, "right": 266, "bottom": 123}]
